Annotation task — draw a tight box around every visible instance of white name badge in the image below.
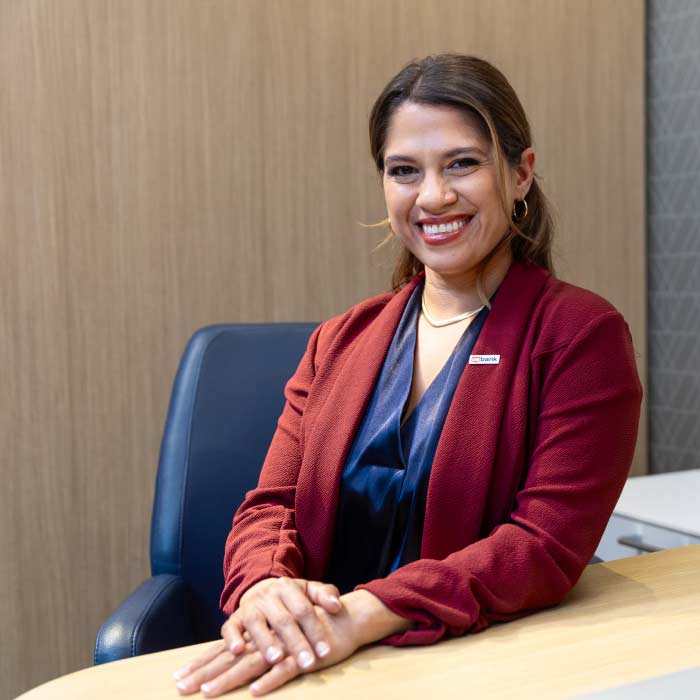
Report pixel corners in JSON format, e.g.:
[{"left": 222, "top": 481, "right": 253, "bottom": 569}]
[{"left": 469, "top": 354, "right": 501, "bottom": 365}]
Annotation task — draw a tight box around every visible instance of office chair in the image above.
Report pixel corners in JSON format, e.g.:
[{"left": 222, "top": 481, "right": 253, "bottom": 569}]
[{"left": 94, "top": 323, "right": 317, "bottom": 664}]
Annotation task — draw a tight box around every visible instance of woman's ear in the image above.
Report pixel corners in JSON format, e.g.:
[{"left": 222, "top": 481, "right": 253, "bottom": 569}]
[{"left": 514, "top": 147, "right": 536, "bottom": 199}]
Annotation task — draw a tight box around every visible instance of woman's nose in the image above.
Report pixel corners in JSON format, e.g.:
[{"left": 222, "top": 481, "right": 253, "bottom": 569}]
[{"left": 416, "top": 172, "right": 457, "bottom": 210}]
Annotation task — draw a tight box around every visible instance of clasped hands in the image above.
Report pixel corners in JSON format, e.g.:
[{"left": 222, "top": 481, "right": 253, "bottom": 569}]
[{"left": 174, "top": 577, "right": 405, "bottom": 697}]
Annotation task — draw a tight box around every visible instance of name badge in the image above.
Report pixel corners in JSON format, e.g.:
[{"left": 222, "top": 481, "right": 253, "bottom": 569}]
[{"left": 469, "top": 354, "right": 500, "bottom": 365}]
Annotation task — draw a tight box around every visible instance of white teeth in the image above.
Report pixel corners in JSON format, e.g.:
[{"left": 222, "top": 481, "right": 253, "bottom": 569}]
[{"left": 421, "top": 219, "right": 467, "bottom": 235}]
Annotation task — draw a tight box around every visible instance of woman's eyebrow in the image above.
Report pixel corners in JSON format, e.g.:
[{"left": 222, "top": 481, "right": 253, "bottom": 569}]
[{"left": 384, "top": 147, "right": 486, "bottom": 165}]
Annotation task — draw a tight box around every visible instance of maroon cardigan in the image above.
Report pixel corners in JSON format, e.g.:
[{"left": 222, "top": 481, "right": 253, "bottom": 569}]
[{"left": 221, "top": 262, "right": 643, "bottom": 645}]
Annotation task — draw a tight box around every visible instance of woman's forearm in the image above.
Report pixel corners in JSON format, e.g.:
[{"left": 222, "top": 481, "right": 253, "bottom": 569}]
[{"left": 341, "top": 589, "right": 413, "bottom": 647}]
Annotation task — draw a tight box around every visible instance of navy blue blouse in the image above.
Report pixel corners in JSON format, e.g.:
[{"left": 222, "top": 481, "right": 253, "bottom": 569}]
[{"left": 326, "top": 280, "right": 489, "bottom": 593}]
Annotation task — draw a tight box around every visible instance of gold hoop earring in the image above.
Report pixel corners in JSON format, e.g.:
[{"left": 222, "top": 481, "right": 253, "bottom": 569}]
[{"left": 512, "top": 199, "right": 528, "bottom": 222}]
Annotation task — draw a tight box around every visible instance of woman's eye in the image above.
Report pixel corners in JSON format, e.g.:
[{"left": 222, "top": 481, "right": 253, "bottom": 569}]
[
  {"left": 449, "top": 158, "right": 480, "bottom": 171},
  {"left": 386, "top": 165, "right": 417, "bottom": 178}
]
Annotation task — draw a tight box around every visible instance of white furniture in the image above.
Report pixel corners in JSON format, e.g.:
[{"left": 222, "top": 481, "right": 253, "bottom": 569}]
[{"left": 595, "top": 469, "right": 700, "bottom": 561}]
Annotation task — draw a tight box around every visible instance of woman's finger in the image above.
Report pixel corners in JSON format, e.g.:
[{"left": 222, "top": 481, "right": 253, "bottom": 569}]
[
  {"left": 255, "top": 590, "right": 318, "bottom": 669},
  {"left": 220, "top": 614, "right": 246, "bottom": 654},
  {"left": 239, "top": 604, "right": 285, "bottom": 665},
  {"left": 277, "top": 584, "right": 331, "bottom": 661},
  {"left": 173, "top": 640, "right": 227, "bottom": 681},
  {"left": 198, "top": 650, "right": 271, "bottom": 698},
  {"left": 249, "top": 655, "right": 300, "bottom": 696},
  {"left": 175, "top": 647, "right": 237, "bottom": 695},
  {"left": 305, "top": 581, "right": 343, "bottom": 613}
]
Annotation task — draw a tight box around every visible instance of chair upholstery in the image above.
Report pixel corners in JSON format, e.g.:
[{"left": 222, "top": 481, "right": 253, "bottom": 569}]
[{"left": 94, "top": 323, "right": 317, "bottom": 664}]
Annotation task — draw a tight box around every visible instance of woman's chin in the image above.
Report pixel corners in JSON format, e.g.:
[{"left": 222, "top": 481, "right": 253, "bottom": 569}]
[
  {"left": 420, "top": 241, "right": 511, "bottom": 279},
  {"left": 421, "top": 259, "right": 482, "bottom": 280}
]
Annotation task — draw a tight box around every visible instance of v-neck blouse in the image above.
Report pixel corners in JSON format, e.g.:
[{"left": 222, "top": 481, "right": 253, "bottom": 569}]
[{"left": 325, "top": 280, "right": 489, "bottom": 593}]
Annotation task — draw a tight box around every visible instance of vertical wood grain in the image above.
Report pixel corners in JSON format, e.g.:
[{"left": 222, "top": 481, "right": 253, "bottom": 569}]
[{"left": 0, "top": 1, "right": 645, "bottom": 697}]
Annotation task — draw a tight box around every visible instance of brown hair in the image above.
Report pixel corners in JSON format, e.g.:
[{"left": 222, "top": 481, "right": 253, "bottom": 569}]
[{"left": 369, "top": 54, "right": 555, "bottom": 291}]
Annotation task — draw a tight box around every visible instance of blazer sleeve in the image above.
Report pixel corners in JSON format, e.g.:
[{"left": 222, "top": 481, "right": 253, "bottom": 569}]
[
  {"left": 219, "top": 322, "right": 324, "bottom": 617},
  {"left": 356, "top": 310, "right": 643, "bottom": 645}
]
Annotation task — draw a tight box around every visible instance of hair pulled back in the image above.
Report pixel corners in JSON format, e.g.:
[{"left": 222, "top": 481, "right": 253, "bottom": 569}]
[{"left": 369, "top": 54, "right": 555, "bottom": 291}]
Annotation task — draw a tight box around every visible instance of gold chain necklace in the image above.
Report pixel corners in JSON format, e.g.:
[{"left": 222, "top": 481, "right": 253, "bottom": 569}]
[{"left": 421, "top": 294, "right": 484, "bottom": 328}]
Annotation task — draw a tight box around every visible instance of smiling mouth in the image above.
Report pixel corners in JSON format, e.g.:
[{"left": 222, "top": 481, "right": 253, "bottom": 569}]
[
  {"left": 419, "top": 217, "right": 470, "bottom": 236},
  {"left": 416, "top": 216, "right": 473, "bottom": 244}
]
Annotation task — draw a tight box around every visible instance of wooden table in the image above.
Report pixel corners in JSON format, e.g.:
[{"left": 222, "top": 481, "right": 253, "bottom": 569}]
[{"left": 17, "top": 546, "right": 700, "bottom": 700}]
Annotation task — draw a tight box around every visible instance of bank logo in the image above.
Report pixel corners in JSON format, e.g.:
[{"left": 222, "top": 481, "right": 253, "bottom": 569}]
[{"left": 469, "top": 354, "right": 500, "bottom": 365}]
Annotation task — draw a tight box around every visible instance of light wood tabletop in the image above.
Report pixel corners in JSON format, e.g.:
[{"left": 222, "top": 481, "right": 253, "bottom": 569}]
[{"left": 17, "top": 546, "right": 700, "bottom": 700}]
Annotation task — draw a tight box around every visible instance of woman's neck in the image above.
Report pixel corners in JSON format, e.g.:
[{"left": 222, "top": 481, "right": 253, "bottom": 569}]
[{"left": 422, "top": 248, "right": 512, "bottom": 318}]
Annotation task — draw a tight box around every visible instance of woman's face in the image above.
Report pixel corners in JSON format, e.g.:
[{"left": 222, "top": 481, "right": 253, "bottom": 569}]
[{"left": 382, "top": 102, "right": 533, "bottom": 282}]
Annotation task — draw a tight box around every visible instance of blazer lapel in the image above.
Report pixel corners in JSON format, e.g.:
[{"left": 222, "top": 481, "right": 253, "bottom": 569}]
[
  {"left": 421, "top": 262, "right": 550, "bottom": 559},
  {"left": 297, "top": 274, "right": 423, "bottom": 579}
]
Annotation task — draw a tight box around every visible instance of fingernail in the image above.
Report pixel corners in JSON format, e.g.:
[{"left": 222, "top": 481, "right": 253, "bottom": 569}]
[
  {"left": 173, "top": 667, "right": 190, "bottom": 680},
  {"left": 329, "top": 596, "right": 341, "bottom": 606},
  {"left": 315, "top": 641, "right": 330, "bottom": 657},
  {"left": 298, "top": 650, "right": 314, "bottom": 669},
  {"left": 176, "top": 680, "right": 189, "bottom": 691},
  {"left": 250, "top": 682, "right": 261, "bottom": 694},
  {"left": 230, "top": 640, "right": 243, "bottom": 653},
  {"left": 265, "top": 645, "right": 283, "bottom": 663},
  {"left": 201, "top": 682, "right": 214, "bottom": 693}
]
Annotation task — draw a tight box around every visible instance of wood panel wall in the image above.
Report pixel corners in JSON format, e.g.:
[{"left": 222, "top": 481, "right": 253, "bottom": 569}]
[{"left": 0, "top": 1, "right": 645, "bottom": 697}]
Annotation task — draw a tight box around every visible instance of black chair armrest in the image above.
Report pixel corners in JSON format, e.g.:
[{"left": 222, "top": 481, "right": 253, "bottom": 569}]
[{"left": 94, "top": 574, "right": 195, "bottom": 665}]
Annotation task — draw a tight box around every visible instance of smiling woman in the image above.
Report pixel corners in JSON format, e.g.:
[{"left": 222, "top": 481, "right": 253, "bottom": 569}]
[
  {"left": 381, "top": 102, "right": 528, "bottom": 310},
  {"left": 173, "top": 54, "right": 642, "bottom": 697},
  {"left": 371, "top": 54, "right": 554, "bottom": 297}
]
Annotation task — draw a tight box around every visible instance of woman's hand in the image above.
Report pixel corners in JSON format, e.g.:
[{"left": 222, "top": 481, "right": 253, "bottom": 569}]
[
  {"left": 222, "top": 577, "right": 343, "bottom": 671},
  {"left": 174, "top": 596, "right": 361, "bottom": 697},
  {"left": 173, "top": 589, "right": 412, "bottom": 697}
]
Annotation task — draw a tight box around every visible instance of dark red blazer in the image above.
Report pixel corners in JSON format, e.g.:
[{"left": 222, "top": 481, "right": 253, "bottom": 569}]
[{"left": 221, "top": 262, "right": 643, "bottom": 645}]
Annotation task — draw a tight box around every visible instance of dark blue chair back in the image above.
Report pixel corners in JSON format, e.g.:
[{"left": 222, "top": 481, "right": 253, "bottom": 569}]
[{"left": 151, "top": 323, "right": 316, "bottom": 641}]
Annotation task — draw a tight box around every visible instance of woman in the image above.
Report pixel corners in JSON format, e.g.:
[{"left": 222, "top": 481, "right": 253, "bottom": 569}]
[{"left": 175, "top": 54, "right": 642, "bottom": 696}]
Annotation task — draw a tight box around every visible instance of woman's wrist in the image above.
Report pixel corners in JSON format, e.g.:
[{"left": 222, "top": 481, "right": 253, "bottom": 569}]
[{"left": 340, "top": 589, "right": 412, "bottom": 647}]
